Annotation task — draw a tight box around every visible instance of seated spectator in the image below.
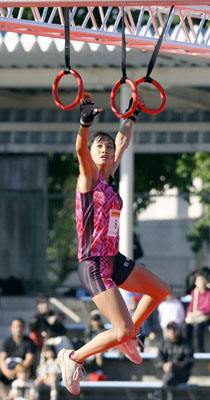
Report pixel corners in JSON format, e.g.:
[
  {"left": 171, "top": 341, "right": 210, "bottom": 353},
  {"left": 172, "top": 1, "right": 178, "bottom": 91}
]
[
  {"left": 29, "top": 294, "right": 71, "bottom": 354},
  {"left": 185, "top": 266, "right": 210, "bottom": 295},
  {"left": 157, "top": 293, "right": 186, "bottom": 336},
  {"left": 84, "top": 311, "right": 105, "bottom": 368},
  {"left": 8, "top": 364, "right": 36, "bottom": 400},
  {"left": 35, "top": 344, "right": 61, "bottom": 400},
  {"left": 0, "top": 318, "right": 36, "bottom": 400},
  {"left": 185, "top": 272, "right": 210, "bottom": 352},
  {"left": 155, "top": 322, "right": 194, "bottom": 400}
]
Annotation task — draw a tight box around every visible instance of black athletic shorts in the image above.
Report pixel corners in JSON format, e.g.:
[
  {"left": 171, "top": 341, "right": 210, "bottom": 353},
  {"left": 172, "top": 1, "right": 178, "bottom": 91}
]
[{"left": 78, "top": 252, "right": 135, "bottom": 298}]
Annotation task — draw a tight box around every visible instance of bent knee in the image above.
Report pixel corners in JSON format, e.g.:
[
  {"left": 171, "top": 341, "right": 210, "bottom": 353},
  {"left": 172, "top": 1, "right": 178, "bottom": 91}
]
[{"left": 115, "top": 324, "right": 134, "bottom": 344}]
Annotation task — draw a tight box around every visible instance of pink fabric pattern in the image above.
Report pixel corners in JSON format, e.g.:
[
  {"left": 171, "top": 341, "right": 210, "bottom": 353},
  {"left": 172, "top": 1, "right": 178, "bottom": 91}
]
[{"left": 76, "top": 172, "right": 123, "bottom": 261}]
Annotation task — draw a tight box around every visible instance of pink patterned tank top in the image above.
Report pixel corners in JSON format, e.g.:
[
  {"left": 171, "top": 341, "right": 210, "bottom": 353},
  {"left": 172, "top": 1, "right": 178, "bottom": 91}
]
[{"left": 76, "top": 172, "right": 123, "bottom": 261}]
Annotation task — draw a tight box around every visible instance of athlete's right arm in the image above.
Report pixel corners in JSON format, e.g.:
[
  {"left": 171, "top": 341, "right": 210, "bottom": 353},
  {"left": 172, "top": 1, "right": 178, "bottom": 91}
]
[
  {"left": 76, "top": 94, "right": 102, "bottom": 192},
  {"left": 76, "top": 125, "right": 98, "bottom": 192}
]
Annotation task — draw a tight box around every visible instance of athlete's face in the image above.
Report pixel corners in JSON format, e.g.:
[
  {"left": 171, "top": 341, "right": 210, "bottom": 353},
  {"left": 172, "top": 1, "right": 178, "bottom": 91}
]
[{"left": 90, "top": 137, "right": 115, "bottom": 167}]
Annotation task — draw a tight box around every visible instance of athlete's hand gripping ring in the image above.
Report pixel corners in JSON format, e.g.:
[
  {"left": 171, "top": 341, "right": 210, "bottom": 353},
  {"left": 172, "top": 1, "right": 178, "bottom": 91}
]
[
  {"left": 52, "top": 69, "right": 84, "bottom": 111},
  {"left": 110, "top": 78, "right": 138, "bottom": 119},
  {"left": 135, "top": 77, "right": 166, "bottom": 115}
]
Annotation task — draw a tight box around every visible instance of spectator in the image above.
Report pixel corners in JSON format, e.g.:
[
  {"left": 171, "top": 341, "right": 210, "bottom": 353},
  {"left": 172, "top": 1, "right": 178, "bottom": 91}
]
[
  {"left": 157, "top": 293, "right": 186, "bottom": 336},
  {"left": 155, "top": 322, "right": 194, "bottom": 400},
  {"left": 35, "top": 344, "right": 61, "bottom": 400},
  {"left": 0, "top": 318, "right": 36, "bottom": 400},
  {"left": 185, "top": 273, "right": 210, "bottom": 352},
  {"left": 185, "top": 266, "right": 210, "bottom": 295},
  {"left": 29, "top": 294, "right": 71, "bottom": 354},
  {"left": 8, "top": 364, "right": 36, "bottom": 400},
  {"left": 84, "top": 311, "right": 105, "bottom": 368}
]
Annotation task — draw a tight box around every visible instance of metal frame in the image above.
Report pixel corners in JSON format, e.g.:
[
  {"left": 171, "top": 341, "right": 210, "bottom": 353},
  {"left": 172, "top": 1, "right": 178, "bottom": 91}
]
[
  {"left": 0, "top": 1, "right": 210, "bottom": 5},
  {"left": 0, "top": 4, "right": 210, "bottom": 57}
]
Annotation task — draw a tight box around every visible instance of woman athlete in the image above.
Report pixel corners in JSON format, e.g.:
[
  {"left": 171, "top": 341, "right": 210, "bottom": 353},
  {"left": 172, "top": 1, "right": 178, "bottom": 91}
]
[{"left": 58, "top": 93, "right": 170, "bottom": 395}]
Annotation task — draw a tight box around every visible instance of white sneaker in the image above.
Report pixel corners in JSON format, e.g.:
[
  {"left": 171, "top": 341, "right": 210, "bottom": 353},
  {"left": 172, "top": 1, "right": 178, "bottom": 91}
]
[
  {"left": 58, "top": 349, "right": 84, "bottom": 395},
  {"left": 117, "top": 338, "right": 142, "bottom": 364}
]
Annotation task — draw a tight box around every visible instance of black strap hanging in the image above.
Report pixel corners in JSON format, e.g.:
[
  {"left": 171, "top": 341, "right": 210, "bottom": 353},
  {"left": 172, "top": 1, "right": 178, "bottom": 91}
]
[
  {"left": 64, "top": 7, "right": 71, "bottom": 74},
  {"left": 145, "top": 6, "right": 174, "bottom": 82},
  {"left": 120, "top": 7, "right": 127, "bottom": 84}
]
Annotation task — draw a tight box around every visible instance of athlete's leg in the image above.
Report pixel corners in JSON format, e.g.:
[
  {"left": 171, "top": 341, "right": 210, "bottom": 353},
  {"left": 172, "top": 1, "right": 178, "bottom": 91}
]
[
  {"left": 73, "top": 286, "right": 134, "bottom": 363},
  {"left": 120, "top": 262, "right": 170, "bottom": 336},
  {"left": 58, "top": 276, "right": 142, "bottom": 395}
]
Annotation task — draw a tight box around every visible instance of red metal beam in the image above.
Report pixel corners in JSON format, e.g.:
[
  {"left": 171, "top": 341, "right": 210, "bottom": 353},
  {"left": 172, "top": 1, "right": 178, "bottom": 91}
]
[{"left": 0, "top": 1, "right": 210, "bottom": 6}]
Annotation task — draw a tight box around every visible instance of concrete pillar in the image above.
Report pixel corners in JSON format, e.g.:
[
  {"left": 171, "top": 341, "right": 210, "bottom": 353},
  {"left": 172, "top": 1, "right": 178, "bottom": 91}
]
[
  {"left": 119, "top": 84, "right": 134, "bottom": 259},
  {"left": 0, "top": 155, "right": 47, "bottom": 290}
]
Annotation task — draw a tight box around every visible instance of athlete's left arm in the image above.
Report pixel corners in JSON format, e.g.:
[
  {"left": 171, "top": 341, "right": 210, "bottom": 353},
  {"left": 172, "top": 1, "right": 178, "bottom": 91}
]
[{"left": 111, "top": 118, "right": 135, "bottom": 175}]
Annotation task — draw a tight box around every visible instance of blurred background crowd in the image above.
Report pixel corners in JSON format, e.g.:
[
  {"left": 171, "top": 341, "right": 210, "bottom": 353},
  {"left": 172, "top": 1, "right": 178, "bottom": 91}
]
[{"left": 0, "top": 267, "right": 210, "bottom": 400}]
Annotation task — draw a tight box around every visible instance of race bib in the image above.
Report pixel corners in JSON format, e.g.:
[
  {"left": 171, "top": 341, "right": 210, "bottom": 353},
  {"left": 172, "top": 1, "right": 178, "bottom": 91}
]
[{"left": 107, "top": 209, "right": 120, "bottom": 237}]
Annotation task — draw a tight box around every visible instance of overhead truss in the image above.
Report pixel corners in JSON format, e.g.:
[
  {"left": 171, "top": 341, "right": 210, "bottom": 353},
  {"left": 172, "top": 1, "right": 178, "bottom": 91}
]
[
  {"left": 1, "top": 2, "right": 210, "bottom": 6},
  {"left": 0, "top": 3, "right": 210, "bottom": 57}
]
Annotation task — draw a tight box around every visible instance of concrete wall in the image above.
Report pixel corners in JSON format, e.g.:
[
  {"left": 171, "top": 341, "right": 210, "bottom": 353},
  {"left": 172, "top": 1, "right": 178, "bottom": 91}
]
[
  {"left": 137, "top": 219, "right": 197, "bottom": 294},
  {"left": 0, "top": 155, "right": 47, "bottom": 287}
]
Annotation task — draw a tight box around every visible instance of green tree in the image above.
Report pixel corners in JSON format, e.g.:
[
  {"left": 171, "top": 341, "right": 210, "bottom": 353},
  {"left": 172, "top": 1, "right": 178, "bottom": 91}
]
[
  {"left": 47, "top": 153, "right": 79, "bottom": 285},
  {"left": 133, "top": 153, "right": 192, "bottom": 221},
  {"left": 176, "top": 153, "right": 210, "bottom": 253}
]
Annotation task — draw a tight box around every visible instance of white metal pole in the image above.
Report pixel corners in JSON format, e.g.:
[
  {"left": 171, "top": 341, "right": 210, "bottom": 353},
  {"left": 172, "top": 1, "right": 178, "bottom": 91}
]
[{"left": 119, "top": 84, "right": 134, "bottom": 259}]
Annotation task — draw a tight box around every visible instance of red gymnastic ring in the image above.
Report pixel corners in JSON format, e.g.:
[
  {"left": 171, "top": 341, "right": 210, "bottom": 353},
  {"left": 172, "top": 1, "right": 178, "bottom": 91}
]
[
  {"left": 110, "top": 78, "right": 138, "bottom": 119},
  {"left": 52, "top": 69, "right": 83, "bottom": 111},
  {"left": 135, "top": 77, "right": 166, "bottom": 115}
]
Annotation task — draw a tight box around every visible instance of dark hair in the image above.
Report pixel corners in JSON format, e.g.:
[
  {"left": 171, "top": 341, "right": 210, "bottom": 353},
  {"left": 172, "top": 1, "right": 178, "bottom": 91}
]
[
  {"left": 36, "top": 293, "right": 49, "bottom": 304},
  {"left": 88, "top": 131, "right": 116, "bottom": 151},
  {"left": 44, "top": 344, "right": 57, "bottom": 356},
  {"left": 166, "top": 321, "right": 180, "bottom": 330},
  {"left": 11, "top": 317, "right": 25, "bottom": 327},
  {"left": 90, "top": 314, "right": 101, "bottom": 322},
  {"left": 195, "top": 272, "right": 207, "bottom": 280}
]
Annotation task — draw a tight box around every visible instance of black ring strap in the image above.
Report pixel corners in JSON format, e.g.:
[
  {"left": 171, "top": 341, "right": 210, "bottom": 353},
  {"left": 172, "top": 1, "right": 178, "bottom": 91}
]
[
  {"left": 64, "top": 7, "right": 71, "bottom": 74},
  {"left": 145, "top": 6, "right": 174, "bottom": 82},
  {"left": 120, "top": 7, "right": 127, "bottom": 84}
]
